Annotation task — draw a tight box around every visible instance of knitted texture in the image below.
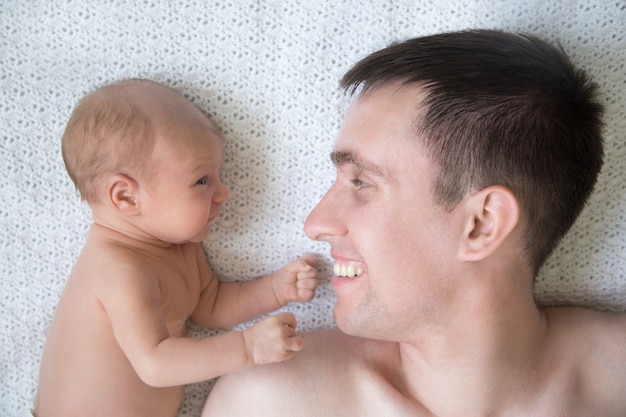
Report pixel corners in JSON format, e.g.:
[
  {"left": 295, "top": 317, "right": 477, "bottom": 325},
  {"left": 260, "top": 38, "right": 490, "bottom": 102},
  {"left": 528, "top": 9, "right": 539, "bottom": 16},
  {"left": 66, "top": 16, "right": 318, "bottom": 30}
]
[{"left": 1, "top": 1, "right": 624, "bottom": 416}]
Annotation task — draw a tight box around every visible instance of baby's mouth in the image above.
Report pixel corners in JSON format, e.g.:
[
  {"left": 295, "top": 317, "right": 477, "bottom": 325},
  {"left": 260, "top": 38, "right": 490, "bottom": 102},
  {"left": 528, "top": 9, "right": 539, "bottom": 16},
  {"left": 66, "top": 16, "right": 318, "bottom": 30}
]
[{"left": 333, "top": 262, "right": 364, "bottom": 278}]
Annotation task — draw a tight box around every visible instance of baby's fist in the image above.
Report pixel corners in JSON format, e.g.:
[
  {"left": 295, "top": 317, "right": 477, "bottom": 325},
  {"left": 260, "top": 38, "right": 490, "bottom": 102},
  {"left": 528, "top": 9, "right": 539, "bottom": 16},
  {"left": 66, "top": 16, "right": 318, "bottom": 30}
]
[
  {"left": 242, "top": 312, "right": 303, "bottom": 365},
  {"left": 273, "top": 254, "right": 318, "bottom": 305}
]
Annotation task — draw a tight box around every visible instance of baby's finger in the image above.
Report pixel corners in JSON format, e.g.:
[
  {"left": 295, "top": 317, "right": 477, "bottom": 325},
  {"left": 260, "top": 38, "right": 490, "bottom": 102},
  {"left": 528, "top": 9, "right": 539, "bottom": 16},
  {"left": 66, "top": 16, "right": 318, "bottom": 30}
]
[
  {"left": 275, "top": 311, "right": 298, "bottom": 329},
  {"left": 296, "top": 288, "right": 316, "bottom": 302},
  {"left": 285, "top": 335, "right": 304, "bottom": 352},
  {"left": 299, "top": 253, "right": 317, "bottom": 267},
  {"left": 297, "top": 277, "right": 318, "bottom": 289},
  {"left": 297, "top": 269, "right": 317, "bottom": 280}
]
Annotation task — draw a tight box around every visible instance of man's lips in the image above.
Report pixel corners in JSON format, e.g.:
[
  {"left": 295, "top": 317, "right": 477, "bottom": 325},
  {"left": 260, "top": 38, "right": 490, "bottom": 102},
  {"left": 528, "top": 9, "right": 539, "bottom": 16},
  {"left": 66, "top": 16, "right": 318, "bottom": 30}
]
[{"left": 331, "top": 260, "right": 366, "bottom": 294}]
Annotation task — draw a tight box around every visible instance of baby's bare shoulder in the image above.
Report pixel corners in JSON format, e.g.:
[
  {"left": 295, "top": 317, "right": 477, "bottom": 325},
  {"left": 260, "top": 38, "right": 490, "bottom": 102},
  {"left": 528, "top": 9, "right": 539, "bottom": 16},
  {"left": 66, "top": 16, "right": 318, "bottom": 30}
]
[
  {"left": 64, "top": 237, "right": 166, "bottom": 316},
  {"left": 79, "top": 232, "right": 161, "bottom": 280}
]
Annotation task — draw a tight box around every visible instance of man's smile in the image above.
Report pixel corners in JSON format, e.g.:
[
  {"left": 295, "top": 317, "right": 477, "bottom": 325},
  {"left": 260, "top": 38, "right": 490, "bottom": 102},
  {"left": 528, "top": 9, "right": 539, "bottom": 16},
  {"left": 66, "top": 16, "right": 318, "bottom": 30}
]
[{"left": 333, "top": 262, "right": 365, "bottom": 277}]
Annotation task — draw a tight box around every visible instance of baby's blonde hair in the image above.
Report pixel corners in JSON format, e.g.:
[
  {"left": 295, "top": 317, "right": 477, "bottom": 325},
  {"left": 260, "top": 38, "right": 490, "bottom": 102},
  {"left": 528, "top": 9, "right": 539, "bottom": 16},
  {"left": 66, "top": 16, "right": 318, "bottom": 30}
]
[{"left": 61, "top": 79, "right": 160, "bottom": 203}]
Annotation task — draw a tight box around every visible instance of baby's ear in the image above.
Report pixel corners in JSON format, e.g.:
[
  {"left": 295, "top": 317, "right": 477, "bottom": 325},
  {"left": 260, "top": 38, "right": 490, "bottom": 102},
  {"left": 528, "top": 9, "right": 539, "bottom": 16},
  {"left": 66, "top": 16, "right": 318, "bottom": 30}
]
[
  {"left": 107, "top": 174, "right": 140, "bottom": 215},
  {"left": 458, "top": 185, "right": 519, "bottom": 262}
]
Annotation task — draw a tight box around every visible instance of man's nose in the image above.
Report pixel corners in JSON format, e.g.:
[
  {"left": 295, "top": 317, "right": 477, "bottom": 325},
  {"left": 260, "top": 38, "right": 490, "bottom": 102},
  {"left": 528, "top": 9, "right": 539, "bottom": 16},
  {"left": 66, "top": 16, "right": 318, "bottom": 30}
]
[{"left": 304, "top": 183, "right": 346, "bottom": 241}]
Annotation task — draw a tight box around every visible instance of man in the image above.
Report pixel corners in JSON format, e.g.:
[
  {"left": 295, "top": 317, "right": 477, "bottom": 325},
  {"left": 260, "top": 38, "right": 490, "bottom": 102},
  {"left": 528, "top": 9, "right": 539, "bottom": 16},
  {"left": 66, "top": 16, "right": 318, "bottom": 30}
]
[{"left": 203, "top": 30, "right": 626, "bottom": 416}]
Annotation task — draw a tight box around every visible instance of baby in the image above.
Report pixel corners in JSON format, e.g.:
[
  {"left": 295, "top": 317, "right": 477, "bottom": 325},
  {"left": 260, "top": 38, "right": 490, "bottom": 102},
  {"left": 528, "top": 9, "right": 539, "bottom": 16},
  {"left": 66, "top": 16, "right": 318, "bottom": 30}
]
[{"left": 35, "top": 79, "right": 318, "bottom": 417}]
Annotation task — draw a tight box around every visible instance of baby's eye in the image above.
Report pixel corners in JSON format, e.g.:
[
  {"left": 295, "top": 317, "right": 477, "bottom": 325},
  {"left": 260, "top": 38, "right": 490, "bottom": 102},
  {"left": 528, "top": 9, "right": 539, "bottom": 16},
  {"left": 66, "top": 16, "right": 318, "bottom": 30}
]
[{"left": 196, "top": 177, "right": 208, "bottom": 185}]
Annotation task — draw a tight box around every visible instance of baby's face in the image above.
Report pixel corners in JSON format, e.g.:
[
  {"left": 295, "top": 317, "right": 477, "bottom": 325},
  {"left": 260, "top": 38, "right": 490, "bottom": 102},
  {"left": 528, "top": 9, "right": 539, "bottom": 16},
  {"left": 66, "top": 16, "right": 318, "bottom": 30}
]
[{"left": 139, "top": 103, "right": 230, "bottom": 244}]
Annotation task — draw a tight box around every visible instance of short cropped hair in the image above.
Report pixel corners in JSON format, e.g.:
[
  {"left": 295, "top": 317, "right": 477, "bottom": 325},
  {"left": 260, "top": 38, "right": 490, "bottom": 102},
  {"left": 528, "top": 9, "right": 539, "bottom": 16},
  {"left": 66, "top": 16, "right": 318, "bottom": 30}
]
[
  {"left": 61, "top": 79, "right": 159, "bottom": 203},
  {"left": 341, "top": 30, "right": 604, "bottom": 274}
]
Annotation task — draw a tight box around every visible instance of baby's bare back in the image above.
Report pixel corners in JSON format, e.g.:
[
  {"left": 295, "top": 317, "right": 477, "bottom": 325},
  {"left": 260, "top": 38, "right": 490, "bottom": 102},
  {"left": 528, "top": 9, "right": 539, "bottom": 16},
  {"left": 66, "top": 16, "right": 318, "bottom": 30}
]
[
  {"left": 36, "top": 287, "right": 183, "bottom": 416},
  {"left": 36, "top": 226, "right": 204, "bottom": 417}
]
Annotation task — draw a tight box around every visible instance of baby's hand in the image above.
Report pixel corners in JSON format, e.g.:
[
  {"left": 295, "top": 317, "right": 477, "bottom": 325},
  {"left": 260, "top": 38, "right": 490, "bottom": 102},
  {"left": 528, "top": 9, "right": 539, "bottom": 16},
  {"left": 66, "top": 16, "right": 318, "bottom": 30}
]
[
  {"left": 272, "top": 254, "right": 318, "bottom": 305},
  {"left": 242, "top": 312, "right": 303, "bottom": 365}
]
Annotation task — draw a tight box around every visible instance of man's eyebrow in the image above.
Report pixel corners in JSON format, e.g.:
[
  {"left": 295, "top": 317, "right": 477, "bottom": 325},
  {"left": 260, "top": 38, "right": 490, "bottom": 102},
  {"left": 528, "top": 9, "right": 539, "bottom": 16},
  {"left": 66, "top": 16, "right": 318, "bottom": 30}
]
[{"left": 330, "top": 150, "right": 392, "bottom": 184}]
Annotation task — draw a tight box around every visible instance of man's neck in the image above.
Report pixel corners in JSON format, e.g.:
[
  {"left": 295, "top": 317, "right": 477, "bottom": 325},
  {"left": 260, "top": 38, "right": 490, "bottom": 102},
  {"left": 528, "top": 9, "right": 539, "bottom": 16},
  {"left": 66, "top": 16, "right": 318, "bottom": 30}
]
[{"left": 397, "top": 277, "right": 548, "bottom": 416}]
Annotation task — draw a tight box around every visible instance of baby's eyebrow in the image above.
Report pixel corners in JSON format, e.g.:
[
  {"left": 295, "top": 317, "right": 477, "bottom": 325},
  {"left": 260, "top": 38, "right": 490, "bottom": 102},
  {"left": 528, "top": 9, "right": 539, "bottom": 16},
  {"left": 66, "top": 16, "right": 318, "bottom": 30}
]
[{"left": 330, "top": 150, "right": 393, "bottom": 185}]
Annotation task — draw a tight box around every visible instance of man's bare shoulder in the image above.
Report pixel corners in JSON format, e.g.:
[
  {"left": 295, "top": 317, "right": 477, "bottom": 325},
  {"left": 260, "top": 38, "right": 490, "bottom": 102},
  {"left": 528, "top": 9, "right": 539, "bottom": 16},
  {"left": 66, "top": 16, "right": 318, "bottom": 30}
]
[
  {"left": 203, "top": 328, "right": 401, "bottom": 417},
  {"left": 543, "top": 306, "right": 626, "bottom": 415},
  {"left": 544, "top": 305, "right": 626, "bottom": 348}
]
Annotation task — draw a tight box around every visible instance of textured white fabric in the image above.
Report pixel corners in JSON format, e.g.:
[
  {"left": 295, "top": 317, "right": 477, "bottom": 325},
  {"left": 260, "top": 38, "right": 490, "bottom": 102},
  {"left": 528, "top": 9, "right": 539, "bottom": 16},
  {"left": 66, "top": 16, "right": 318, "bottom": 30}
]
[{"left": 1, "top": 1, "right": 624, "bottom": 415}]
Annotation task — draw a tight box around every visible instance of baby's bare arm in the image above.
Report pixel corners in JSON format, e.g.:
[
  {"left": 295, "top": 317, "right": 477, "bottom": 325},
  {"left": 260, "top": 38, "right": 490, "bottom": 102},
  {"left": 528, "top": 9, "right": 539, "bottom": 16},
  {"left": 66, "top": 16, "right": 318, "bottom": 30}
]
[
  {"left": 101, "top": 251, "right": 302, "bottom": 387},
  {"left": 128, "top": 318, "right": 300, "bottom": 387},
  {"left": 191, "top": 253, "right": 318, "bottom": 329}
]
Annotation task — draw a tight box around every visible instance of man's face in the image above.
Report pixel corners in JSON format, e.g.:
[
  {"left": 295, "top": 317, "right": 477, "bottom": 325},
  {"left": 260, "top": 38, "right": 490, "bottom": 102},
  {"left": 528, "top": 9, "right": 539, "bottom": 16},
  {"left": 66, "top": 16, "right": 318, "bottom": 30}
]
[{"left": 304, "top": 84, "right": 460, "bottom": 342}]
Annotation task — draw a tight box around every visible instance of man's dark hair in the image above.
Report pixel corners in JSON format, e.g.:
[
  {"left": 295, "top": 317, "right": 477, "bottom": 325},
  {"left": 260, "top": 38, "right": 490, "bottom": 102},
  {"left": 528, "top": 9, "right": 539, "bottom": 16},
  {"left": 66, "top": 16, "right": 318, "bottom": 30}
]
[{"left": 341, "top": 29, "right": 604, "bottom": 274}]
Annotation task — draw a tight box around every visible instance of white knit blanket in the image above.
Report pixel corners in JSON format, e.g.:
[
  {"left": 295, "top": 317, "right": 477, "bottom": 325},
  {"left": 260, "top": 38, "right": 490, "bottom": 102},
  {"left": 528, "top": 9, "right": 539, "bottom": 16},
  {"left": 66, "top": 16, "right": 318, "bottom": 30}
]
[{"left": 1, "top": 1, "right": 624, "bottom": 416}]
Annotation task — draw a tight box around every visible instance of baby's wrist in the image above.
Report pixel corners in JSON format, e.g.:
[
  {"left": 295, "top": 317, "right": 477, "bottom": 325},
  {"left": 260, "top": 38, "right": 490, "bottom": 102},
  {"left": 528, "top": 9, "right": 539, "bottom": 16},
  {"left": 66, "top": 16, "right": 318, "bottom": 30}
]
[
  {"left": 270, "top": 274, "right": 287, "bottom": 306},
  {"left": 240, "top": 329, "right": 256, "bottom": 366}
]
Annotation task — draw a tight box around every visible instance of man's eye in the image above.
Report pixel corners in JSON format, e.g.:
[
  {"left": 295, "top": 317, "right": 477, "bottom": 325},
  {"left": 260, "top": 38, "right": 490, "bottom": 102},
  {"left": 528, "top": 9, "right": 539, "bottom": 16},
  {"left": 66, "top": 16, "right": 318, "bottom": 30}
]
[
  {"left": 196, "top": 177, "right": 208, "bottom": 185},
  {"left": 350, "top": 179, "right": 368, "bottom": 191}
]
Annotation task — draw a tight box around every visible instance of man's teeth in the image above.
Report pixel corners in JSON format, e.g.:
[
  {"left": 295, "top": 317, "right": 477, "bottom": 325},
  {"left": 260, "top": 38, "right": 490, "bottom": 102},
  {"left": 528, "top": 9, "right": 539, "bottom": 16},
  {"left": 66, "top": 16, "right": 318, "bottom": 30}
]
[{"left": 333, "top": 263, "right": 364, "bottom": 277}]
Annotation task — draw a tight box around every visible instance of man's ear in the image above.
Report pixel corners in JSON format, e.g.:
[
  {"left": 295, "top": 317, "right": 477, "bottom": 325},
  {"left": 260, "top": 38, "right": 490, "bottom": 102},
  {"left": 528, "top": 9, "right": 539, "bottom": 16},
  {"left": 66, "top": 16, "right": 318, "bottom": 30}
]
[
  {"left": 459, "top": 185, "right": 519, "bottom": 262},
  {"left": 107, "top": 174, "right": 140, "bottom": 215}
]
